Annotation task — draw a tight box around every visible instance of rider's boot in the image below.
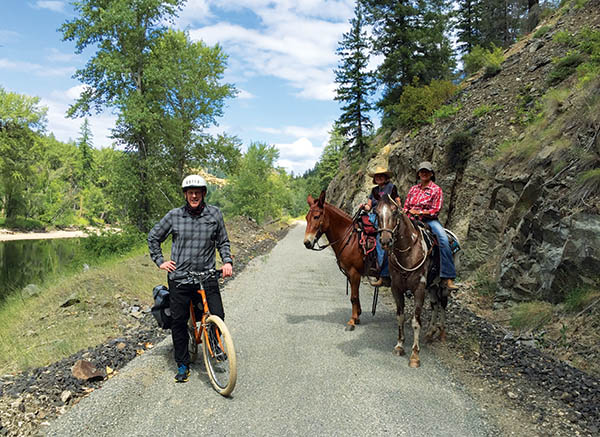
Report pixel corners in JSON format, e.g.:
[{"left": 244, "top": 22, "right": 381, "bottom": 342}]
[{"left": 444, "top": 278, "right": 459, "bottom": 291}]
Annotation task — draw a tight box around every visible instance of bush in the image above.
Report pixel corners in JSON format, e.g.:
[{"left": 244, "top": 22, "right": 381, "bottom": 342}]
[
  {"left": 463, "top": 44, "right": 505, "bottom": 77},
  {"left": 553, "top": 30, "right": 575, "bottom": 46},
  {"left": 0, "top": 217, "right": 46, "bottom": 231},
  {"left": 533, "top": 25, "right": 551, "bottom": 39},
  {"left": 547, "top": 51, "right": 585, "bottom": 85},
  {"left": 432, "top": 103, "right": 462, "bottom": 121},
  {"left": 82, "top": 227, "right": 145, "bottom": 258},
  {"left": 510, "top": 301, "right": 554, "bottom": 330},
  {"left": 564, "top": 286, "right": 599, "bottom": 312},
  {"left": 388, "top": 79, "right": 457, "bottom": 128},
  {"left": 473, "top": 104, "right": 501, "bottom": 117},
  {"left": 446, "top": 130, "right": 474, "bottom": 172}
]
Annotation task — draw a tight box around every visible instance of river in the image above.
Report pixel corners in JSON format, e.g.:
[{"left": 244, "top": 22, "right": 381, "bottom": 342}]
[{"left": 0, "top": 238, "right": 85, "bottom": 301}]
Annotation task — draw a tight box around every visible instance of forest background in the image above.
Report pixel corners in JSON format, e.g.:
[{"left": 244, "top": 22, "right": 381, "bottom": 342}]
[{"left": 0, "top": 0, "right": 563, "bottom": 238}]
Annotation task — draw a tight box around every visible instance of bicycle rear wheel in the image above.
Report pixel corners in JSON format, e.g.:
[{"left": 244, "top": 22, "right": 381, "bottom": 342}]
[{"left": 202, "top": 315, "right": 237, "bottom": 396}]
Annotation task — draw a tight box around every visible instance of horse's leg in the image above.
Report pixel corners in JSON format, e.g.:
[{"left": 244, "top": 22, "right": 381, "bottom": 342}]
[
  {"left": 425, "top": 284, "right": 440, "bottom": 342},
  {"left": 345, "top": 270, "right": 361, "bottom": 331},
  {"left": 409, "top": 285, "right": 426, "bottom": 368},
  {"left": 391, "top": 279, "right": 405, "bottom": 356},
  {"left": 439, "top": 295, "right": 449, "bottom": 342}
]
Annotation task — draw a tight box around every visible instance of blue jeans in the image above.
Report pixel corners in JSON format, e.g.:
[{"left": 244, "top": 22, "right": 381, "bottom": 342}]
[
  {"left": 424, "top": 219, "right": 456, "bottom": 279},
  {"left": 369, "top": 213, "right": 389, "bottom": 277}
]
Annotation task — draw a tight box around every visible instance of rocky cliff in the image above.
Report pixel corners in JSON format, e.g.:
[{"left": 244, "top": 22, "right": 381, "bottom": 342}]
[{"left": 327, "top": 0, "right": 600, "bottom": 305}]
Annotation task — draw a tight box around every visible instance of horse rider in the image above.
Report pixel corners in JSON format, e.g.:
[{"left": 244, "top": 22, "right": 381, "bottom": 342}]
[
  {"left": 148, "top": 174, "right": 233, "bottom": 383},
  {"left": 360, "top": 166, "right": 403, "bottom": 286},
  {"left": 403, "top": 162, "right": 459, "bottom": 291}
]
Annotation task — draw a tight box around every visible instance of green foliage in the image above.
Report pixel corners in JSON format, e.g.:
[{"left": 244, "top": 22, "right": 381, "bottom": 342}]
[
  {"left": 446, "top": 130, "right": 474, "bottom": 171},
  {"left": 334, "top": 3, "right": 375, "bottom": 156},
  {"left": 220, "top": 143, "right": 287, "bottom": 224},
  {"left": 533, "top": 26, "right": 551, "bottom": 39},
  {"left": 553, "top": 30, "right": 575, "bottom": 46},
  {"left": 463, "top": 44, "right": 505, "bottom": 77},
  {"left": 363, "top": 0, "right": 456, "bottom": 120},
  {"left": 577, "top": 168, "right": 600, "bottom": 197},
  {"left": 472, "top": 267, "right": 498, "bottom": 296},
  {"left": 510, "top": 301, "right": 554, "bottom": 330},
  {"left": 0, "top": 217, "right": 46, "bottom": 231},
  {"left": 515, "top": 85, "right": 544, "bottom": 125},
  {"left": 564, "top": 285, "right": 599, "bottom": 313},
  {"left": 473, "top": 104, "right": 501, "bottom": 117},
  {"left": 387, "top": 79, "right": 457, "bottom": 129},
  {"left": 82, "top": 228, "right": 145, "bottom": 258},
  {"left": 547, "top": 51, "right": 585, "bottom": 85},
  {"left": 432, "top": 103, "right": 462, "bottom": 121}
]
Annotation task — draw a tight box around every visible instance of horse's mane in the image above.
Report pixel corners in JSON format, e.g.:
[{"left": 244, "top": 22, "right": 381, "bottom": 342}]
[{"left": 324, "top": 202, "right": 352, "bottom": 223}]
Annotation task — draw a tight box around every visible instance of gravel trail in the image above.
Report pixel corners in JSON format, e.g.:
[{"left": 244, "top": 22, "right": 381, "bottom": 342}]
[{"left": 46, "top": 224, "right": 496, "bottom": 436}]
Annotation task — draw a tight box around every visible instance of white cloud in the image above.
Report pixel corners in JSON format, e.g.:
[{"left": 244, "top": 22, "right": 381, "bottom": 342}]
[
  {"left": 33, "top": 1, "right": 66, "bottom": 13},
  {"left": 46, "top": 48, "right": 76, "bottom": 63},
  {"left": 0, "top": 30, "right": 20, "bottom": 44},
  {"left": 176, "top": 0, "right": 212, "bottom": 27},
  {"left": 237, "top": 88, "right": 254, "bottom": 99},
  {"left": 42, "top": 88, "right": 116, "bottom": 148},
  {"left": 187, "top": 1, "right": 355, "bottom": 101},
  {"left": 0, "top": 58, "right": 74, "bottom": 77},
  {"left": 275, "top": 137, "right": 322, "bottom": 174},
  {"left": 257, "top": 122, "right": 331, "bottom": 141}
]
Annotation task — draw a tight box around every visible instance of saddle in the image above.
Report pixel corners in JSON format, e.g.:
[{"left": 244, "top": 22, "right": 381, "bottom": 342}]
[
  {"left": 410, "top": 218, "right": 461, "bottom": 286},
  {"left": 354, "top": 212, "right": 380, "bottom": 277}
]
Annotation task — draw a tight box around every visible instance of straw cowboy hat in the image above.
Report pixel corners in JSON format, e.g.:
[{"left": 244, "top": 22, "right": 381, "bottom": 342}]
[{"left": 368, "top": 166, "right": 393, "bottom": 183}]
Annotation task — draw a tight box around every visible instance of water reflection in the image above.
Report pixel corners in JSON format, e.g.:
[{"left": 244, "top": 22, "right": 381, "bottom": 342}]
[{"left": 0, "top": 239, "right": 84, "bottom": 301}]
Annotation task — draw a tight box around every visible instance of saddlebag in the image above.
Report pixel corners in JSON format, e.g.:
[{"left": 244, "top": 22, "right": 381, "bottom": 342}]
[{"left": 151, "top": 285, "right": 172, "bottom": 329}]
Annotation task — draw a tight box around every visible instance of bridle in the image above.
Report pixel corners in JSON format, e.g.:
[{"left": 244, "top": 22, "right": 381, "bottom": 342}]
[
  {"left": 307, "top": 206, "right": 353, "bottom": 252},
  {"left": 377, "top": 197, "right": 428, "bottom": 272}
]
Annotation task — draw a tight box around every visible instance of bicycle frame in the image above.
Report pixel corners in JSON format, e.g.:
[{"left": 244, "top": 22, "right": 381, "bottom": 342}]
[{"left": 188, "top": 285, "right": 224, "bottom": 359}]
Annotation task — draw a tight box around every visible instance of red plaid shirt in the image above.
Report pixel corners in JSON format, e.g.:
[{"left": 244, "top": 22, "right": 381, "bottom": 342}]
[{"left": 403, "top": 182, "right": 443, "bottom": 218}]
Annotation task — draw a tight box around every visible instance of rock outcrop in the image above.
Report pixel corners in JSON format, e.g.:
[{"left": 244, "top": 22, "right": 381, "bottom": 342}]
[{"left": 327, "top": 1, "right": 600, "bottom": 304}]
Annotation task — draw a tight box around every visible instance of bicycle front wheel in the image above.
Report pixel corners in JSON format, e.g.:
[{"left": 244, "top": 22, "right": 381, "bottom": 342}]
[{"left": 202, "top": 315, "right": 237, "bottom": 396}]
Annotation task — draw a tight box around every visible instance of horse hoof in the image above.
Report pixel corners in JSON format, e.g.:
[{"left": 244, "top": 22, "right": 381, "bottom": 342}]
[
  {"left": 409, "top": 358, "right": 421, "bottom": 368},
  {"left": 393, "top": 347, "right": 405, "bottom": 356},
  {"left": 355, "top": 318, "right": 361, "bottom": 325},
  {"left": 345, "top": 324, "right": 355, "bottom": 331}
]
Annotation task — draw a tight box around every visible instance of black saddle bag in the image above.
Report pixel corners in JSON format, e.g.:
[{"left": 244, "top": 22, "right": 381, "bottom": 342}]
[{"left": 151, "top": 285, "right": 172, "bottom": 329}]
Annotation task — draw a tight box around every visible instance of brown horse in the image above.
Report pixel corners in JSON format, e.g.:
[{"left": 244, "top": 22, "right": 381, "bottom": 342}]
[
  {"left": 374, "top": 192, "right": 449, "bottom": 367},
  {"left": 303, "top": 191, "right": 366, "bottom": 331}
]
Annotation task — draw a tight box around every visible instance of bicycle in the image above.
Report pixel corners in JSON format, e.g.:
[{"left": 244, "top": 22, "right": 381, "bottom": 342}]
[{"left": 184, "top": 269, "right": 237, "bottom": 397}]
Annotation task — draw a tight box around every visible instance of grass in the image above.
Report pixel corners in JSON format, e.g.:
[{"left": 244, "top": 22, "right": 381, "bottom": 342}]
[
  {"left": 0, "top": 217, "right": 47, "bottom": 231},
  {"left": 473, "top": 269, "right": 498, "bottom": 296},
  {"left": 510, "top": 301, "right": 554, "bottom": 330},
  {"left": 473, "top": 104, "right": 502, "bottom": 118},
  {"left": 0, "top": 244, "right": 164, "bottom": 374},
  {"left": 564, "top": 286, "right": 600, "bottom": 313},
  {"left": 533, "top": 25, "right": 551, "bottom": 39},
  {"left": 547, "top": 51, "right": 585, "bottom": 86},
  {"left": 431, "top": 103, "right": 462, "bottom": 121}
]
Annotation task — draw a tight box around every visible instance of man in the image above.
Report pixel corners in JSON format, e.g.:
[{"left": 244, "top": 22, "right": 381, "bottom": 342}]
[
  {"left": 403, "top": 162, "right": 459, "bottom": 291},
  {"left": 148, "top": 174, "right": 233, "bottom": 383}
]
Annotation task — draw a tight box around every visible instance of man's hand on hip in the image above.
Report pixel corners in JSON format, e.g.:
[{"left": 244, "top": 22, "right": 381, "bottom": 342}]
[
  {"left": 222, "top": 262, "right": 233, "bottom": 278},
  {"left": 159, "top": 260, "right": 176, "bottom": 272}
]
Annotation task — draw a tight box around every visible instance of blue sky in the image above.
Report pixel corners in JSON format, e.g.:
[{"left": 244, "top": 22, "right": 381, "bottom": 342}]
[{"left": 0, "top": 0, "right": 379, "bottom": 174}]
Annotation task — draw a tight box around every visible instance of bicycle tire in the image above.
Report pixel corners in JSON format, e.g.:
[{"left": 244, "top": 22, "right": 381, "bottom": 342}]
[
  {"left": 202, "top": 315, "right": 237, "bottom": 396},
  {"left": 188, "top": 317, "right": 199, "bottom": 363}
]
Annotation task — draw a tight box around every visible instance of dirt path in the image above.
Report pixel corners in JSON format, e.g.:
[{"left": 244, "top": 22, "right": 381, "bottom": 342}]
[{"left": 45, "top": 224, "right": 496, "bottom": 436}]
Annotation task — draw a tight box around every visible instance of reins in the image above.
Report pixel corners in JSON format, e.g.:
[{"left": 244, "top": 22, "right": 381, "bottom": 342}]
[{"left": 379, "top": 198, "right": 429, "bottom": 273}]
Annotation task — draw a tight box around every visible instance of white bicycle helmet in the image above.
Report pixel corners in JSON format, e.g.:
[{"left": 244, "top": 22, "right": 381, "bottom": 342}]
[{"left": 181, "top": 174, "right": 207, "bottom": 191}]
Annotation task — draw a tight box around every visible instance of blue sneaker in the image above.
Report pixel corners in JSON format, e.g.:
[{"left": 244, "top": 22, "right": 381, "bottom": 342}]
[{"left": 174, "top": 364, "right": 190, "bottom": 383}]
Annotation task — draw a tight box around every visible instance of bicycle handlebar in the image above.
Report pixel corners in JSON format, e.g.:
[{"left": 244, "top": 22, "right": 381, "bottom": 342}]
[{"left": 172, "top": 268, "right": 222, "bottom": 287}]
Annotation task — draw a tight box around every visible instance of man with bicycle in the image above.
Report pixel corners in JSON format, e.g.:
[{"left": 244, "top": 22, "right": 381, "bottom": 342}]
[{"left": 148, "top": 174, "right": 233, "bottom": 383}]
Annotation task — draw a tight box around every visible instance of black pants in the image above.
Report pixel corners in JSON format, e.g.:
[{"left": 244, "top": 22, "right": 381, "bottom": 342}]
[{"left": 168, "top": 278, "right": 224, "bottom": 367}]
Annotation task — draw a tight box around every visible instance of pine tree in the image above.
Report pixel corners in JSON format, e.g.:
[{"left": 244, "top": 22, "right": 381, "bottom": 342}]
[
  {"left": 363, "top": 0, "right": 455, "bottom": 120},
  {"left": 456, "top": 0, "right": 483, "bottom": 54},
  {"left": 334, "top": 2, "right": 376, "bottom": 156},
  {"left": 78, "top": 118, "right": 94, "bottom": 178}
]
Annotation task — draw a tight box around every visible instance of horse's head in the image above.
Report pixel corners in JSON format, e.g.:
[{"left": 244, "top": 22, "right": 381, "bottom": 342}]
[
  {"left": 304, "top": 190, "right": 327, "bottom": 249},
  {"left": 374, "top": 192, "right": 400, "bottom": 251}
]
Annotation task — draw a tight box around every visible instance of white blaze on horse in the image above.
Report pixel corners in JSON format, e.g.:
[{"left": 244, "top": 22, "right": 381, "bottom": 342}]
[{"left": 374, "top": 192, "right": 456, "bottom": 367}]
